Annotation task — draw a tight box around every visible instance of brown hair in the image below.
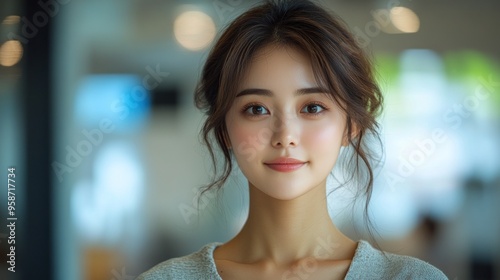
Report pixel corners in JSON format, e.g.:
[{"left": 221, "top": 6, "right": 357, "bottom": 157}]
[{"left": 194, "top": 0, "right": 383, "bottom": 232}]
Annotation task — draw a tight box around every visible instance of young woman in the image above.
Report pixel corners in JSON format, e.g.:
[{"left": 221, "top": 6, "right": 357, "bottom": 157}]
[{"left": 139, "top": 0, "right": 447, "bottom": 279}]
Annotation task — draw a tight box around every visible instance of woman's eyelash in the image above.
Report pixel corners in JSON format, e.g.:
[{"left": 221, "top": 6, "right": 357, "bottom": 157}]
[
  {"left": 241, "top": 102, "right": 329, "bottom": 116},
  {"left": 241, "top": 102, "right": 264, "bottom": 114},
  {"left": 301, "top": 102, "right": 329, "bottom": 114}
]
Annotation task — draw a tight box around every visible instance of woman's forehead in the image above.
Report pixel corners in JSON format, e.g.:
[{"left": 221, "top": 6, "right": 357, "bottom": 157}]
[{"left": 238, "top": 45, "right": 316, "bottom": 87}]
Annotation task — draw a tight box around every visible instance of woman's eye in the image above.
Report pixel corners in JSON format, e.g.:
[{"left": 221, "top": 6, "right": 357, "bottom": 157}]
[
  {"left": 245, "top": 105, "right": 269, "bottom": 115},
  {"left": 301, "top": 103, "right": 325, "bottom": 114}
]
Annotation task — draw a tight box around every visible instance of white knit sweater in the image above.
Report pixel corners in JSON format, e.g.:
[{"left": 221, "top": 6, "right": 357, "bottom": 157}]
[{"left": 137, "top": 240, "right": 448, "bottom": 279}]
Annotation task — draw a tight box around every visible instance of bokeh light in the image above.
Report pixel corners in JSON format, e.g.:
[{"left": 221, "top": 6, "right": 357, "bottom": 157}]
[
  {"left": 2, "top": 15, "right": 20, "bottom": 25},
  {"left": 173, "top": 10, "right": 216, "bottom": 51},
  {"left": 390, "top": 7, "right": 420, "bottom": 33},
  {"left": 0, "top": 40, "right": 23, "bottom": 67}
]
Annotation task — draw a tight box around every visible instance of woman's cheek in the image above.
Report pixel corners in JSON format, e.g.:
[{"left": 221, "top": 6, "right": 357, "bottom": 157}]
[
  {"left": 230, "top": 121, "right": 267, "bottom": 162},
  {"left": 304, "top": 121, "right": 344, "bottom": 151}
]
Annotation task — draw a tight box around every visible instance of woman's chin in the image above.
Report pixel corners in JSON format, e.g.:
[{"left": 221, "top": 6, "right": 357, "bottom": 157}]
[{"left": 251, "top": 183, "right": 317, "bottom": 201}]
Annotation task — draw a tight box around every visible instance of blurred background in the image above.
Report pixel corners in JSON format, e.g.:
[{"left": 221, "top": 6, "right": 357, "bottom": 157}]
[{"left": 0, "top": 0, "right": 499, "bottom": 279}]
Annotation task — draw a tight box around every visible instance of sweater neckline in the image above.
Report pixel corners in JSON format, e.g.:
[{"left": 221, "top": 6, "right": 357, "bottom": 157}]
[{"left": 202, "top": 240, "right": 369, "bottom": 279}]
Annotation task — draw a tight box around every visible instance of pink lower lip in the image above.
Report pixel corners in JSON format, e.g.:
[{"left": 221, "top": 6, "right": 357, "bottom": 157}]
[{"left": 265, "top": 163, "right": 306, "bottom": 172}]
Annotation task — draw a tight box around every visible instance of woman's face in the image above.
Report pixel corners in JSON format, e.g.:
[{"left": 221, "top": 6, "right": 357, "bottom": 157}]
[{"left": 225, "top": 45, "right": 347, "bottom": 200}]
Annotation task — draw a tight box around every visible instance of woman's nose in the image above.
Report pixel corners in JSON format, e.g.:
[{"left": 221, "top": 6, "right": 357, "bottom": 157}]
[{"left": 270, "top": 112, "right": 299, "bottom": 148}]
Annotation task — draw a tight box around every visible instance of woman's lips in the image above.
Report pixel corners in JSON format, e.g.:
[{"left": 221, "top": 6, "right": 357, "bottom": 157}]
[{"left": 264, "top": 157, "right": 307, "bottom": 172}]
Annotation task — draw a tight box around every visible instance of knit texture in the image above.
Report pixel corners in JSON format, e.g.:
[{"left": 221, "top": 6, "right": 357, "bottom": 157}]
[{"left": 137, "top": 240, "right": 448, "bottom": 279}]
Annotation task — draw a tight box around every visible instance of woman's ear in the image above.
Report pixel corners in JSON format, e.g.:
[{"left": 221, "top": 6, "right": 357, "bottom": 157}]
[
  {"left": 223, "top": 131, "right": 232, "bottom": 149},
  {"left": 342, "top": 122, "right": 359, "bottom": 147}
]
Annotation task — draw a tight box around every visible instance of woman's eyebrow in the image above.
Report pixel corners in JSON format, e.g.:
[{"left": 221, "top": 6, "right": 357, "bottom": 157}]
[
  {"left": 297, "top": 87, "right": 329, "bottom": 95},
  {"left": 235, "top": 87, "right": 328, "bottom": 98},
  {"left": 235, "top": 88, "right": 271, "bottom": 97}
]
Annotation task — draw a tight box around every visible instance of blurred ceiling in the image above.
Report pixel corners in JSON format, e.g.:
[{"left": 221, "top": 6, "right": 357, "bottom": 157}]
[{"left": 2, "top": 0, "right": 499, "bottom": 86}]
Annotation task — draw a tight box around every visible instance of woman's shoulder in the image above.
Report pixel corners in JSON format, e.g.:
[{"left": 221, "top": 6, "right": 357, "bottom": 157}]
[
  {"left": 346, "top": 240, "right": 448, "bottom": 279},
  {"left": 136, "top": 242, "right": 222, "bottom": 280}
]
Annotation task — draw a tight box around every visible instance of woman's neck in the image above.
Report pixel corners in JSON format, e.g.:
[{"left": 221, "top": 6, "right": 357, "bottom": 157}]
[{"left": 225, "top": 180, "right": 356, "bottom": 266}]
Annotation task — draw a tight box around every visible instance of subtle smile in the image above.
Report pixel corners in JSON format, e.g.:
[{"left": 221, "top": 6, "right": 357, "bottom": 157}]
[{"left": 264, "top": 157, "right": 307, "bottom": 172}]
